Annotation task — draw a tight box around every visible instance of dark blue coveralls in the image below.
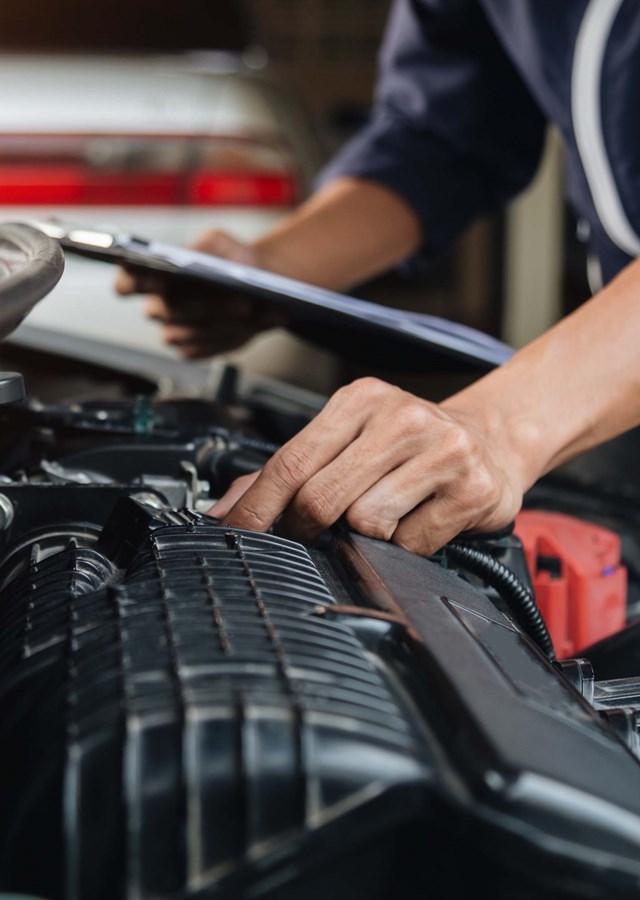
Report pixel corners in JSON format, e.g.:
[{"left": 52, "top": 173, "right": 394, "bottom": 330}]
[{"left": 322, "top": 0, "right": 640, "bottom": 286}]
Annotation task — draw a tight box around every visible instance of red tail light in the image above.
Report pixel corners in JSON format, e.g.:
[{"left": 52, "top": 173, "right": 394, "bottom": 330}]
[
  {"left": 188, "top": 171, "right": 298, "bottom": 206},
  {"left": 0, "top": 135, "right": 301, "bottom": 207},
  {"left": 0, "top": 165, "right": 180, "bottom": 205}
]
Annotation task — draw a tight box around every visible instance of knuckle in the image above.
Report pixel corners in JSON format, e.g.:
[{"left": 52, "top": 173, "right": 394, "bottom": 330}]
[
  {"left": 145, "top": 296, "right": 168, "bottom": 320},
  {"left": 464, "top": 466, "right": 499, "bottom": 507},
  {"left": 354, "top": 375, "right": 386, "bottom": 394},
  {"left": 268, "top": 446, "right": 312, "bottom": 490},
  {"left": 114, "top": 271, "right": 133, "bottom": 294},
  {"left": 295, "top": 486, "right": 336, "bottom": 526},
  {"left": 343, "top": 376, "right": 389, "bottom": 403},
  {"left": 443, "top": 424, "right": 475, "bottom": 462},
  {"left": 345, "top": 503, "right": 395, "bottom": 541},
  {"left": 326, "top": 377, "right": 393, "bottom": 417},
  {"left": 395, "top": 401, "right": 431, "bottom": 436}
]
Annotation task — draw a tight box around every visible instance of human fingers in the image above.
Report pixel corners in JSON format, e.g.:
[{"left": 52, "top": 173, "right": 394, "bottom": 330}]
[
  {"left": 337, "top": 409, "right": 519, "bottom": 556},
  {"left": 336, "top": 419, "right": 490, "bottom": 543},
  {"left": 221, "top": 376, "right": 525, "bottom": 553},
  {"left": 114, "top": 267, "right": 136, "bottom": 295},
  {"left": 390, "top": 463, "right": 516, "bottom": 557},
  {"left": 114, "top": 266, "right": 166, "bottom": 297},
  {"left": 143, "top": 293, "right": 256, "bottom": 325},
  {"left": 217, "top": 379, "right": 385, "bottom": 532},
  {"left": 209, "top": 472, "right": 261, "bottom": 520},
  {"left": 159, "top": 304, "right": 285, "bottom": 345},
  {"left": 275, "top": 406, "right": 437, "bottom": 543},
  {"left": 143, "top": 295, "right": 169, "bottom": 321},
  {"left": 159, "top": 323, "right": 263, "bottom": 357},
  {"left": 341, "top": 454, "right": 506, "bottom": 556},
  {"left": 275, "top": 390, "right": 487, "bottom": 544}
]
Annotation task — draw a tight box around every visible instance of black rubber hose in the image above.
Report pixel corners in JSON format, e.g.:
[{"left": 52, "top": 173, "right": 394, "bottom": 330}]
[
  {"left": 209, "top": 428, "right": 281, "bottom": 458},
  {"left": 445, "top": 540, "right": 555, "bottom": 660},
  {"left": 234, "top": 434, "right": 281, "bottom": 456}
]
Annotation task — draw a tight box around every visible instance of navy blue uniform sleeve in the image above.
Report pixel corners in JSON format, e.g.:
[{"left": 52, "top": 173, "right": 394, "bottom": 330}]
[{"left": 319, "top": 0, "right": 547, "bottom": 259}]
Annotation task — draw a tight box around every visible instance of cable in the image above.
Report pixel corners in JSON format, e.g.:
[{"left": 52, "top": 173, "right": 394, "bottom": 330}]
[
  {"left": 445, "top": 540, "right": 555, "bottom": 661},
  {"left": 233, "top": 434, "right": 281, "bottom": 456}
]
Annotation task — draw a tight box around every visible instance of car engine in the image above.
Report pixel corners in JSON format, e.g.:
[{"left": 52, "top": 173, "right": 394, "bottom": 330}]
[{"left": 1, "top": 225, "right": 640, "bottom": 900}]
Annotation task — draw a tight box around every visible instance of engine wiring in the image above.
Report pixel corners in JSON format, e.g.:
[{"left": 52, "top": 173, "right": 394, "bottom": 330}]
[{"left": 444, "top": 539, "right": 556, "bottom": 660}]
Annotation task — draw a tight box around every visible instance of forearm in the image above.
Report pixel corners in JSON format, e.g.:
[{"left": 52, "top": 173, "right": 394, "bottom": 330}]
[
  {"left": 444, "top": 257, "right": 640, "bottom": 487},
  {"left": 250, "top": 176, "right": 423, "bottom": 291}
]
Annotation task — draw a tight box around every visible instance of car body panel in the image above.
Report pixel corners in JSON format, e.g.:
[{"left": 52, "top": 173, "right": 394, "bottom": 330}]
[{"left": 0, "top": 50, "right": 325, "bottom": 379}]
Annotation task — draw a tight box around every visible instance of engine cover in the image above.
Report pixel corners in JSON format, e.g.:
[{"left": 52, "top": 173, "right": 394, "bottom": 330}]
[
  {"left": 0, "top": 499, "right": 431, "bottom": 900},
  {"left": 2, "top": 497, "right": 640, "bottom": 900}
]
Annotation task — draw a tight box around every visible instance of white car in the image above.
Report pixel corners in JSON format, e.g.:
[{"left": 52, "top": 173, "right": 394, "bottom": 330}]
[{"left": 0, "top": 1, "right": 325, "bottom": 382}]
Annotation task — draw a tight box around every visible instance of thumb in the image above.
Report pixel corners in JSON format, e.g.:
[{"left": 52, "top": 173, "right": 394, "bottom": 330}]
[{"left": 190, "top": 229, "right": 253, "bottom": 265}]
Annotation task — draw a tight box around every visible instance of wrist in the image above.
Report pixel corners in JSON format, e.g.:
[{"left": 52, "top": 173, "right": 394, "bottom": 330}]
[{"left": 441, "top": 387, "right": 548, "bottom": 495}]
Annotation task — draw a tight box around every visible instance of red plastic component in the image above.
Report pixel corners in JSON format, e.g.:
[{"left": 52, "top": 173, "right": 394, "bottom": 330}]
[{"left": 515, "top": 511, "right": 627, "bottom": 659}]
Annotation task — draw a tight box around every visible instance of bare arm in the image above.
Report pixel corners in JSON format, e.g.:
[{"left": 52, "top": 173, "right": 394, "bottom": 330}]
[
  {"left": 211, "top": 258, "right": 640, "bottom": 555},
  {"left": 250, "top": 176, "right": 423, "bottom": 290},
  {"left": 448, "top": 256, "right": 640, "bottom": 478}
]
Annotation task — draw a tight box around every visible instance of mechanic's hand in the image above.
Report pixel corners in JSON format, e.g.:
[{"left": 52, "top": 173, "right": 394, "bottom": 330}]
[
  {"left": 209, "top": 377, "right": 526, "bottom": 556},
  {"left": 114, "top": 229, "right": 286, "bottom": 358}
]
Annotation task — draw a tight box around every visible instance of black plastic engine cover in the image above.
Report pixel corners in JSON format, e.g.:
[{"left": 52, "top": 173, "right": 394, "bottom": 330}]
[
  {"left": 0, "top": 500, "right": 432, "bottom": 900},
  {"left": 2, "top": 499, "right": 640, "bottom": 900}
]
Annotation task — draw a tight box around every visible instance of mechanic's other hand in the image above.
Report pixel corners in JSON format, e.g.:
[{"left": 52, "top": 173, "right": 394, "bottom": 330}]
[
  {"left": 114, "top": 229, "right": 285, "bottom": 358},
  {"left": 209, "top": 377, "right": 526, "bottom": 556}
]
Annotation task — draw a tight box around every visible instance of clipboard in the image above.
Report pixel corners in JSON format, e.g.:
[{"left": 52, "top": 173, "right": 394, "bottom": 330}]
[{"left": 37, "top": 220, "right": 514, "bottom": 372}]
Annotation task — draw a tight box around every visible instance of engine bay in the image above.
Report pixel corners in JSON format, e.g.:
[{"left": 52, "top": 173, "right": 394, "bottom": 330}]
[{"left": 2, "top": 225, "right": 640, "bottom": 900}]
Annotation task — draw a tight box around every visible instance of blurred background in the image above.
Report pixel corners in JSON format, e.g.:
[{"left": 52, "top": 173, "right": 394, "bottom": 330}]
[{"left": 0, "top": 0, "right": 590, "bottom": 395}]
